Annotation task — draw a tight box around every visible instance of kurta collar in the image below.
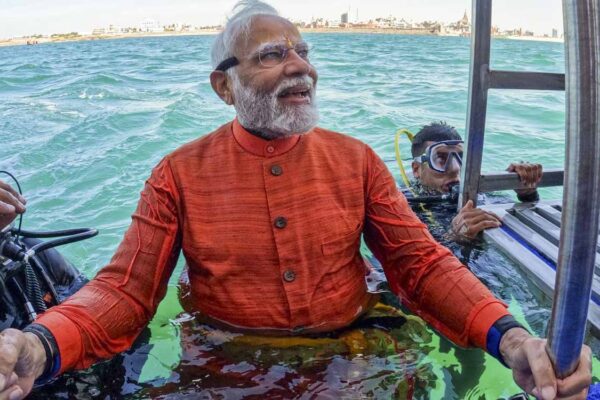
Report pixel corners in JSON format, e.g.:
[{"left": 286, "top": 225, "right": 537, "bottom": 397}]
[{"left": 232, "top": 118, "right": 303, "bottom": 158}]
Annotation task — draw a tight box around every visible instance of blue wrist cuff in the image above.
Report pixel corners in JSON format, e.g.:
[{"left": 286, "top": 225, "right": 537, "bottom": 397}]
[
  {"left": 486, "top": 325, "right": 507, "bottom": 367},
  {"left": 486, "top": 315, "right": 527, "bottom": 368}
]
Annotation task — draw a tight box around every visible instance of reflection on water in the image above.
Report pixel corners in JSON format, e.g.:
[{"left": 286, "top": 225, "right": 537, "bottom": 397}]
[{"left": 33, "top": 301, "right": 440, "bottom": 399}]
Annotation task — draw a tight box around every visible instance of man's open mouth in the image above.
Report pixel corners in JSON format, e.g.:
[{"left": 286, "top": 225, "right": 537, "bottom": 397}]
[{"left": 278, "top": 85, "right": 311, "bottom": 99}]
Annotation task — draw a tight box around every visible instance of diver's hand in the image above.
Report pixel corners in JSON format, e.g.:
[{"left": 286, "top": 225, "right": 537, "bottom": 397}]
[
  {"left": 0, "top": 180, "right": 26, "bottom": 230},
  {"left": 500, "top": 328, "right": 592, "bottom": 400},
  {"left": 451, "top": 200, "right": 501, "bottom": 239},
  {"left": 507, "top": 162, "right": 543, "bottom": 197},
  {"left": 0, "top": 329, "right": 47, "bottom": 400}
]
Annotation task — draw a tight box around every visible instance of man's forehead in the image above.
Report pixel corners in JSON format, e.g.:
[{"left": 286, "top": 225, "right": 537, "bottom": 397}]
[{"left": 237, "top": 15, "right": 302, "bottom": 54}]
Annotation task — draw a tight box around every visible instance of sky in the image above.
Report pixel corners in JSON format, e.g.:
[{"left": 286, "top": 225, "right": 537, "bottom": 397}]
[{"left": 0, "top": 0, "right": 564, "bottom": 39}]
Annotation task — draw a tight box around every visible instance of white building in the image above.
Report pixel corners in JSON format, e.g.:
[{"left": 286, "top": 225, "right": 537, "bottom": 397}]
[
  {"left": 140, "top": 19, "right": 162, "bottom": 33},
  {"left": 394, "top": 19, "right": 412, "bottom": 29}
]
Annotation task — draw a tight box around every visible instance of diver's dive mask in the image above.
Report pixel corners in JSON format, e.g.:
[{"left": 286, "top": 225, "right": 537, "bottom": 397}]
[{"left": 414, "top": 140, "right": 464, "bottom": 173}]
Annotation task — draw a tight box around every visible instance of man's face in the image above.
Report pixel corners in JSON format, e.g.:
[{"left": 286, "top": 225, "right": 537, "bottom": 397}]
[
  {"left": 412, "top": 141, "right": 461, "bottom": 193},
  {"left": 229, "top": 15, "right": 319, "bottom": 138}
]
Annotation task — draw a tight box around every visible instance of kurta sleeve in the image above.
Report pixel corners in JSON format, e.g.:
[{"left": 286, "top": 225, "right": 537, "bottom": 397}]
[
  {"left": 35, "top": 157, "right": 182, "bottom": 372},
  {"left": 362, "top": 146, "right": 509, "bottom": 349}
]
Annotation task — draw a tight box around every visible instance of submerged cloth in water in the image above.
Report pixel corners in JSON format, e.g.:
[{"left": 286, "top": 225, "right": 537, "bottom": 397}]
[
  {"left": 36, "top": 119, "right": 509, "bottom": 373},
  {"left": 146, "top": 303, "right": 435, "bottom": 399}
]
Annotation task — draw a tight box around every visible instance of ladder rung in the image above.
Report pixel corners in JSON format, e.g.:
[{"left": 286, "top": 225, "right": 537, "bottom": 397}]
[
  {"left": 478, "top": 169, "right": 564, "bottom": 192},
  {"left": 488, "top": 70, "right": 565, "bottom": 91}
]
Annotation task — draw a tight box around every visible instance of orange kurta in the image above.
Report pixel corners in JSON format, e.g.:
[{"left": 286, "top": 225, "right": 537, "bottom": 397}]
[{"left": 36, "top": 119, "right": 509, "bottom": 373}]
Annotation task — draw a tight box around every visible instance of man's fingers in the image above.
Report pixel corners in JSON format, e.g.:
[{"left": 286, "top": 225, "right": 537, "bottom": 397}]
[
  {"left": 469, "top": 220, "right": 502, "bottom": 235},
  {"left": 0, "top": 182, "right": 25, "bottom": 205},
  {"left": 0, "top": 386, "right": 24, "bottom": 400},
  {"left": 514, "top": 164, "right": 534, "bottom": 187},
  {"left": 556, "top": 346, "right": 592, "bottom": 398},
  {"left": 487, "top": 211, "right": 503, "bottom": 223},
  {"left": 524, "top": 341, "right": 557, "bottom": 400},
  {"left": 0, "top": 331, "right": 25, "bottom": 390},
  {"left": 461, "top": 209, "right": 495, "bottom": 221},
  {"left": 527, "top": 165, "right": 538, "bottom": 187},
  {"left": 465, "top": 212, "right": 500, "bottom": 226},
  {"left": 0, "top": 203, "right": 16, "bottom": 215},
  {"left": 536, "top": 164, "right": 543, "bottom": 183},
  {"left": 0, "top": 191, "right": 25, "bottom": 214}
]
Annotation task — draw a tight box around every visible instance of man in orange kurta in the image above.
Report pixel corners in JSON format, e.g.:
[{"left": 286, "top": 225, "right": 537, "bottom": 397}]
[{"left": 0, "top": 2, "right": 591, "bottom": 400}]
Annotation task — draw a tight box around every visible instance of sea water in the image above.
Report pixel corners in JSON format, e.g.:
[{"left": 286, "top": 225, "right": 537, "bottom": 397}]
[{"left": 0, "top": 34, "right": 594, "bottom": 399}]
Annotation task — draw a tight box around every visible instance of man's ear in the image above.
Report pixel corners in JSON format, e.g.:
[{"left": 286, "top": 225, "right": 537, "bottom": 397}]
[
  {"left": 412, "top": 161, "right": 421, "bottom": 178},
  {"left": 210, "top": 71, "right": 234, "bottom": 105}
]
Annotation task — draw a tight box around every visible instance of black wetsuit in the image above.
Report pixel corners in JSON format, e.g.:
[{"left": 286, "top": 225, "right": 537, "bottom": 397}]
[{"left": 0, "top": 238, "right": 87, "bottom": 331}]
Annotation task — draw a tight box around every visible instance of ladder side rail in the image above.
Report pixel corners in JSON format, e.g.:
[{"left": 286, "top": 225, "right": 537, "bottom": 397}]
[
  {"left": 547, "top": 0, "right": 600, "bottom": 378},
  {"left": 460, "top": 0, "right": 493, "bottom": 210}
]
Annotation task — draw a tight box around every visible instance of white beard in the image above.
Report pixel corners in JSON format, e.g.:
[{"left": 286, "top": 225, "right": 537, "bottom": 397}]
[{"left": 230, "top": 73, "right": 319, "bottom": 139}]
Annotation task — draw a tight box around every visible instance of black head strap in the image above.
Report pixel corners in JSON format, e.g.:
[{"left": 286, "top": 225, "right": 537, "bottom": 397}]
[{"left": 215, "top": 57, "right": 239, "bottom": 72}]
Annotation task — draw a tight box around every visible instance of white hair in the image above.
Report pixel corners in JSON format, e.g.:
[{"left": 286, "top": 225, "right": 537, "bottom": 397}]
[{"left": 211, "top": 0, "right": 280, "bottom": 70}]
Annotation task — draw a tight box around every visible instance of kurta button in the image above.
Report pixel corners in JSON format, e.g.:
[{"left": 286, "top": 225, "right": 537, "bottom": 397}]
[
  {"left": 283, "top": 270, "right": 296, "bottom": 282},
  {"left": 266, "top": 145, "right": 275, "bottom": 153},
  {"left": 274, "top": 216, "right": 287, "bottom": 229},
  {"left": 271, "top": 165, "right": 283, "bottom": 176}
]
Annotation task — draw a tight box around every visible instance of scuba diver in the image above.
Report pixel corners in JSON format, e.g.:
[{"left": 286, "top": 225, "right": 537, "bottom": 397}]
[
  {"left": 407, "top": 121, "right": 543, "bottom": 241},
  {"left": 0, "top": 177, "right": 89, "bottom": 331}
]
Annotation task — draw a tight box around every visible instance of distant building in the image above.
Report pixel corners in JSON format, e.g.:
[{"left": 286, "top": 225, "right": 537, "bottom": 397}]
[
  {"left": 140, "top": 19, "right": 162, "bottom": 33},
  {"left": 460, "top": 10, "right": 469, "bottom": 26},
  {"left": 92, "top": 28, "right": 106, "bottom": 35},
  {"left": 442, "top": 10, "right": 470, "bottom": 36},
  {"left": 310, "top": 18, "right": 325, "bottom": 28},
  {"left": 341, "top": 12, "right": 348, "bottom": 24},
  {"left": 108, "top": 25, "right": 120, "bottom": 34},
  {"left": 552, "top": 28, "right": 558, "bottom": 38},
  {"left": 394, "top": 18, "right": 412, "bottom": 29}
]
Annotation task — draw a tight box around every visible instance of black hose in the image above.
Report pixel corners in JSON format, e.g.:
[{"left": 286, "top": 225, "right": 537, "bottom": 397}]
[
  {"left": 16, "top": 227, "right": 97, "bottom": 239},
  {"left": 29, "top": 255, "right": 60, "bottom": 306},
  {"left": 24, "top": 262, "right": 47, "bottom": 312},
  {"left": 8, "top": 278, "right": 37, "bottom": 323},
  {"left": 27, "top": 229, "right": 98, "bottom": 254}
]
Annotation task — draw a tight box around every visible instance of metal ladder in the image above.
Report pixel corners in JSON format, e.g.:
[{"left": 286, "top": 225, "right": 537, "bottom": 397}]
[
  {"left": 460, "top": 0, "right": 600, "bottom": 378},
  {"left": 459, "top": 0, "right": 565, "bottom": 205}
]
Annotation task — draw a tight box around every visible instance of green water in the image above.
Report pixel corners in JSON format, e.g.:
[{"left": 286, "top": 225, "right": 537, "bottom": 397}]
[{"left": 0, "top": 34, "right": 595, "bottom": 399}]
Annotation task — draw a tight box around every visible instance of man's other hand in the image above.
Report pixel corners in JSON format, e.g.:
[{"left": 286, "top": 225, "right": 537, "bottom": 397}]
[
  {"left": 507, "top": 162, "right": 543, "bottom": 197},
  {"left": 500, "top": 328, "right": 592, "bottom": 400},
  {"left": 0, "top": 329, "right": 47, "bottom": 400},
  {"left": 0, "top": 180, "right": 26, "bottom": 230},
  {"left": 451, "top": 200, "right": 502, "bottom": 239}
]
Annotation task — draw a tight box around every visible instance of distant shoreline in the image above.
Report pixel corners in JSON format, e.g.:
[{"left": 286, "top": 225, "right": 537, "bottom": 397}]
[{"left": 0, "top": 28, "right": 563, "bottom": 48}]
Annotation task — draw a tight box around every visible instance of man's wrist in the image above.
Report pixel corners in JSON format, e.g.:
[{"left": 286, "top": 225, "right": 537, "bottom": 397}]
[
  {"left": 516, "top": 189, "right": 540, "bottom": 202},
  {"left": 499, "top": 327, "right": 531, "bottom": 368},
  {"left": 487, "top": 315, "right": 530, "bottom": 367},
  {"left": 23, "top": 323, "right": 60, "bottom": 383},
  {"left": 23, "top": 332, "right": 49, "bottom": 379}
]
